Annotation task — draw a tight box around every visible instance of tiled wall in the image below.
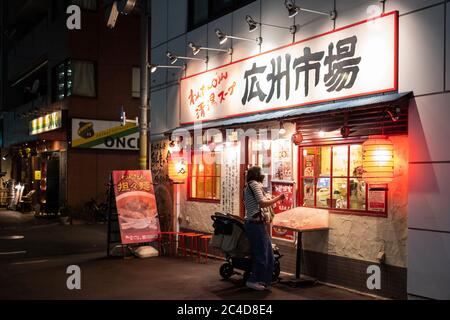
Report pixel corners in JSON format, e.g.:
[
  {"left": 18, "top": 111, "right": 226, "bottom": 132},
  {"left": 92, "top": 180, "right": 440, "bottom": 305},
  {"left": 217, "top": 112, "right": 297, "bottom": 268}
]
[{"left": 150, "top": 0, "right": 450, "bottom": 299}]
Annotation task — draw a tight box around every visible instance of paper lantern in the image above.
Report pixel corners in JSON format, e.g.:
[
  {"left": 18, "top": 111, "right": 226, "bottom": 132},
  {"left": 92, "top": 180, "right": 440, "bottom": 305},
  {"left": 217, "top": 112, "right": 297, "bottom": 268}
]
[
  {"left": 362, "top": 135, "right": 394, "bottom": 185},
  {"left": 168, "top": 153, "right": 188, "bottom": 183}
]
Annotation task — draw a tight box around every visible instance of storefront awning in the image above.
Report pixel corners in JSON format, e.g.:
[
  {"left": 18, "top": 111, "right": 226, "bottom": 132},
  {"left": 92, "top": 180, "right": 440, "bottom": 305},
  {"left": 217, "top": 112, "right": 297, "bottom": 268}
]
[{"left": 167, "top": 92, "right": 412, "bottom": 133}]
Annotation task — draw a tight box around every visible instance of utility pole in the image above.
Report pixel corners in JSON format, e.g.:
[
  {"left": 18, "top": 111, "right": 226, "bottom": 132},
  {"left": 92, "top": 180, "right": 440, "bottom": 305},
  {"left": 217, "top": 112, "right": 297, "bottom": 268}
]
[
  {"left": 106, "top": 0, "right": 150, "bottom": 170},
  {"left": 139, "top": 0, "right": 149, "bottom": 170}
]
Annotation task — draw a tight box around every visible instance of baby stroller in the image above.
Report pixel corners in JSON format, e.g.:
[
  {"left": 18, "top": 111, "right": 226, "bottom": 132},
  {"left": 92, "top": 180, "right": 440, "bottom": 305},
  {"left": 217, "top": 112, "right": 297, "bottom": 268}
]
[{"left": 210, "top": 212, "right": 282, "bottom": 282}]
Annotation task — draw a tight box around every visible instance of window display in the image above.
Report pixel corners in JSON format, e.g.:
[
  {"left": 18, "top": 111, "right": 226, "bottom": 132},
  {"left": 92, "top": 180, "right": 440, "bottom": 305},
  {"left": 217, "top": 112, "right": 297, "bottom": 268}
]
[
  {"left": 300, "top": 144, "right": 385, "bottom": 216},
  {"left": 189, "top": 150, "right": 221, "bottom": 201}
]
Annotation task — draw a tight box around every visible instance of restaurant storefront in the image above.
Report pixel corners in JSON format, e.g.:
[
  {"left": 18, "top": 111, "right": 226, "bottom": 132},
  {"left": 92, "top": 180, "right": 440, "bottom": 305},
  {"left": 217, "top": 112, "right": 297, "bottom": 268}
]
[{"left": 151, "top": 11, "right": 410, "bottom": 298}]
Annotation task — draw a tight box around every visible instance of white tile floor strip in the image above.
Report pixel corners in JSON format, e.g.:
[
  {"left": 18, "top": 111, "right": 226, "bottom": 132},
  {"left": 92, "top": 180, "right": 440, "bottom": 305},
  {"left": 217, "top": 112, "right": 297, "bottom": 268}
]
[
  {"left": 0, "top": 235, "right": 25, "bottom": 240},
  {"left": 11, "top": 259, "right": 48, "bottom": 265},
  {"left": 0, "top": 250, "right": 27, "bottom": 255}
]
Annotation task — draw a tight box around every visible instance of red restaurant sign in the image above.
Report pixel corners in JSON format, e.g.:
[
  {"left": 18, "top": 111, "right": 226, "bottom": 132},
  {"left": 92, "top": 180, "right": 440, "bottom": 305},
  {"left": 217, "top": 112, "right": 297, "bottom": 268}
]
[
  {"left": 180, "top": 12, "right": 398, "bottom": 124},
  {"left": 112, "top": 170, "right": 160, "bottom": 244}
]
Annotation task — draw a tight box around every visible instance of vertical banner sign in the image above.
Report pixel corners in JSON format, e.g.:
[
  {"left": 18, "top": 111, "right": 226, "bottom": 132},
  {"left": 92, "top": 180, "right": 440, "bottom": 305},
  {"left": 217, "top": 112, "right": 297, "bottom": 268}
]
[
  {"left": 112, "top": 170, "right": 160, "bottom": 244},
  {"left": 221, "top": 143, "right": 240, "bottom": 216},
  {"left": 271, "top": 182, "right": 295, "bottom": 241},
  {"left": 180, "top": 12, "right": 398, "bottom": 124}
]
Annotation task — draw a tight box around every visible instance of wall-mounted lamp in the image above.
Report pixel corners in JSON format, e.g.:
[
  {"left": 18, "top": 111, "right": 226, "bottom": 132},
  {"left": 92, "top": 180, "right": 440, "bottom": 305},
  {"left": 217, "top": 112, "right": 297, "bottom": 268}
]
[
  {"left": 215, "top": 28, "right": 262, "bottom": 46},
  {"left": 1, "top": 153, "right": 8, "bottom": 161},
  {"left": 245, "top": 15, "right": 298, "bottom": 34},
  {"left": 148, "top": 63, "right": 186, "bottom": 74},
  {"left": 284, "top": 0, "right": 337, "bottom": 20},
  {"left": 188, "top": 41, "right": 233, "bottom": 56},
  {"left": 166, "top": 51, "right": 208, "bottom": 65}
]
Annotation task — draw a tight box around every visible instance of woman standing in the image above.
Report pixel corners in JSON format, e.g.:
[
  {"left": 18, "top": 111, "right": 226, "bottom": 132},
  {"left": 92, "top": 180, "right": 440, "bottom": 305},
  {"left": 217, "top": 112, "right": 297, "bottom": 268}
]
[{"left": 244, "top": 166, "right": 285, "bottom": 291}]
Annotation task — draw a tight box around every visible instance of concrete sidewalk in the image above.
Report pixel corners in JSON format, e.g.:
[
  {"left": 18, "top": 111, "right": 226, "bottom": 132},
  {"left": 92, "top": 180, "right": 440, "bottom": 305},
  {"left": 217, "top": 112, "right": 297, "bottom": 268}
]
[{"left": 0, "top": 253, "right": 374, "bottom": 300}]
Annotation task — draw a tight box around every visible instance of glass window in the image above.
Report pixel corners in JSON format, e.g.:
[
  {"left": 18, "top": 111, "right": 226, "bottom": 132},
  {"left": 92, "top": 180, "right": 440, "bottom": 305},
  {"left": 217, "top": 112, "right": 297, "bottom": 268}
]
[
  {"left": 188, "top": 0, "right": 256, "bottom": 30},
  {"left": 54, "top": 60, "right": 95, "bottom": 101},
  {"left": 300, "top": 144, "right": 386, "bottom": 216},
  {"left": 248, "top": 138, "right": 271, "bottom": 188},
  {"left": 189, "top": 150, "right": 221, "bottom": 201},
  {"left": 71, "top": 0, "right": 98, "bottom": 11},
  {"left": 189, "top": 0, "right": 209, "bottom": 29}
]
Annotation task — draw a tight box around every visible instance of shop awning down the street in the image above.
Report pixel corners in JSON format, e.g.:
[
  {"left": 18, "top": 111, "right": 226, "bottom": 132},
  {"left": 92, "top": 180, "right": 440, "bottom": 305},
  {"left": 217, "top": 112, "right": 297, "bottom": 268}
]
[{"left": 167, "top": 92, "right": 412, "bottom": 133}]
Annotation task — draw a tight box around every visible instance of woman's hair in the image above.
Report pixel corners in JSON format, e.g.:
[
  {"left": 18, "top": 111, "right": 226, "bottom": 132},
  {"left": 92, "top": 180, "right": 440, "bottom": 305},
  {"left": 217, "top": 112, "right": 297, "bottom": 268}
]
[{"left": 246, "top": 166, "right": 264, "bottom": 183}]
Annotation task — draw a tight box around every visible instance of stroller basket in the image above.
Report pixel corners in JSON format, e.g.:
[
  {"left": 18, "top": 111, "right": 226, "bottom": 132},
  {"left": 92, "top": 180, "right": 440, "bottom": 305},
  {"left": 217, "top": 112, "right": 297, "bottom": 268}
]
[{"left": 210, "top": 212, "right": 250, "bottom": 256}]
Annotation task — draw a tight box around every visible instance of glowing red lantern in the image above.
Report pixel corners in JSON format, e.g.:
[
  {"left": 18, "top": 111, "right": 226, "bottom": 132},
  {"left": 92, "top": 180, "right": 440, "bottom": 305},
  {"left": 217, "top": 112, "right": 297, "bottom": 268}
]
[{"left": 362, "top": 135, "right": 394, "bottom": 185}]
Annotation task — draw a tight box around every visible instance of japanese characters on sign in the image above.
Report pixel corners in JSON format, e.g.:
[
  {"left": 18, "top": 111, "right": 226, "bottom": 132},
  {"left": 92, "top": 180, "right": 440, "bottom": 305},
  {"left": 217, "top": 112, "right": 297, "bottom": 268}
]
[
  {"left": 113, "top": 170, "right": 160, "bottom": 244},
  {"left": 220, "top": 143, "right": 240, "bottom": 216},
  {"left": 271, "top": 182, "right": 295, "bottom": 241},
  {"left": 180, "top": 12, "right": 397, "bottom": 124}
]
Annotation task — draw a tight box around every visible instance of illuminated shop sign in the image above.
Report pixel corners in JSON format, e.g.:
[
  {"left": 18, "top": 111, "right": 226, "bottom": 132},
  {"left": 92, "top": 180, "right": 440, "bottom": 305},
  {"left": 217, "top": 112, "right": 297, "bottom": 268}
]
[
  {"left": 180, "top": 12, "right": 398, "bottom": 124},
  {"left": 71, "top": 118, "right": 139, "bottom": 150},
  {"left": 30, "top": 111, "right": 63, "bottom": 135}
]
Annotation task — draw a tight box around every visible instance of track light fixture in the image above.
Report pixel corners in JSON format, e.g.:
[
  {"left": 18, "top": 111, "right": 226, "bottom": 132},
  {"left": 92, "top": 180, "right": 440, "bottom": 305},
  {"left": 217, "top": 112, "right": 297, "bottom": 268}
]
[
  {"left": 188, "top": 42, "right": 233, "bottom": 56},
  {"left": 215, "top": 28, "right": 262, "bottom": 46},
  {"left": 166, "top": 51, "right": 208, "bottom": 65},
  {"left": 245, "top": 15, "right": 297, "bottom": 34},
  {"left": 148, "top": 63, "right": 186, "bottom": 74},
  {"left": 284, "top": 0, "right": 337, "bottom": 20}
]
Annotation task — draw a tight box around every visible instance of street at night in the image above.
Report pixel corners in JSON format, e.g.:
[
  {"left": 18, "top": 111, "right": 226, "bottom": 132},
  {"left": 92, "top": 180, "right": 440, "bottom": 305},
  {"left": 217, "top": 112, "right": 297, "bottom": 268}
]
[
  {"left": 0, "top": 209, "right": 371, "bottom": 300},
  {"left": 1, "top": 0, "right": 450, "bottom": 312}
]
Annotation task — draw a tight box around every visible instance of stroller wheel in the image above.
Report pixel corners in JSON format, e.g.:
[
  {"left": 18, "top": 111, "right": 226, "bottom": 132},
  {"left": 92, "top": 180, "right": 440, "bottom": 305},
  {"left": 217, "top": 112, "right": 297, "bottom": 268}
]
[
  {"left": 272, "top": 260, "right": 281, "bottom": 282},
  {"left": 219, "top": 263, "right": 234, "bottom": 279}
]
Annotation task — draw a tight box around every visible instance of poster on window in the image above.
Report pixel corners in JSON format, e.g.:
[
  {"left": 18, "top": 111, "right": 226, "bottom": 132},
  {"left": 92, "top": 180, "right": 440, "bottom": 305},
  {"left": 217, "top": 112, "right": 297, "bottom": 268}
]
[
  {"left": 271, "top": 182, "right": 295, "bottom": 241},
  {"left": 112, "top": 170, "right": 160, "bottom": 244},
  {"left": 368, "top": 189, "right": 386, "bottom": 212},
  {"left": 271, "top": 139, "right": 293, "bottom": 182}
]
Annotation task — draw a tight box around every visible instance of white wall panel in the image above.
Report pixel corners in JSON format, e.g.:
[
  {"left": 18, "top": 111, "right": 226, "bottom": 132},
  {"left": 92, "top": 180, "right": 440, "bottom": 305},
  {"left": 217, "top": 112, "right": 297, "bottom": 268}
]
[
  {"left": 446, "top": 3, "right": 450, "bottom": 91},
  {"left": 335, "top": 0, "right": 381, "bottom": 28},
  {"left": 185, "top": 25, "right": 208, "bottom": 77},
  {"left": 399, "top": 5, "right": 444, "bottom": 95},
  {"left": 150, "top": 88, "right": 167, "bottom": 134},
  {"left": 150, "top": 44, "right": 168, "bottom": 87},
  {"left": 386, "top": 0, "right": 443, "bottom": 15},
  {"left": 294, "top": 0, "right": 334, "bottom": 41},
  {"left": 408, "top": 163, "right": 450, "bottom": 232},
  {"left": 207, "top": 13, "right": 233, "bottom": 70},
  {"left": 231, "top": 0, "right": 261, "bottom": 62},
  {"left": 260, "top": 0, "right": 294, "bottom": 51},
  {"left": 151, "top": 0, "right": 167, "bottom": 48},
  {"left": 166, "top": 84, "right": 181, "bottom": 130},
  {"left": 168, "top": 0, "right": 187, "bottom": 39},
  {"left": 167, "top": 35, "right": 187, "bottom": 83},
  {"left": 408, "top": 229, "right": 450, "bottom": 299},
  {"left": 409, "top": 93, "right": 450, "bottom": 162}
]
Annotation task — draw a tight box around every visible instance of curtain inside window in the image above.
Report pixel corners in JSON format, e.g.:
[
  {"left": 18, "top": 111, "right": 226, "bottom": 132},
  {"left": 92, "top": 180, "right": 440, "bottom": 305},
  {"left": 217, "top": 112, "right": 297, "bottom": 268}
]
[
  {"left": 72, "top": 60, "right": 96, "bottom": 97},
  {"left": 71, "top": 0, "right": 98, "bottom": 10}
]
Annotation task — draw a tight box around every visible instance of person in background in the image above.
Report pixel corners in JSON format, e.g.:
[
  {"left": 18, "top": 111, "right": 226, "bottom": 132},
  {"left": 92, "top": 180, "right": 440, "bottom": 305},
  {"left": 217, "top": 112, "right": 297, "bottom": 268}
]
[{"left": 244, "top": 166, "right": 285, "bottom": 291}]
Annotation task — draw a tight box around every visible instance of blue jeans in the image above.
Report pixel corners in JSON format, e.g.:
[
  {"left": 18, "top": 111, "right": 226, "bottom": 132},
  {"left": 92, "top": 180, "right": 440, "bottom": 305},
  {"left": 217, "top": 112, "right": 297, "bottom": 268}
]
[{"left": 245, "top": 221, "right": 274, "bottom": 285}]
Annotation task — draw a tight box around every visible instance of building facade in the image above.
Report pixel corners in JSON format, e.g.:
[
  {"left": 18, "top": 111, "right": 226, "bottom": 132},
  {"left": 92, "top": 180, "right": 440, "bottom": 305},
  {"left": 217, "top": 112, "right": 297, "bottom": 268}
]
[
  {"left": 1, "top": 0, "right": 141, "bottom": 213},
  {"left": 150, "top": 0, "right": 450, "bottom": 299}
]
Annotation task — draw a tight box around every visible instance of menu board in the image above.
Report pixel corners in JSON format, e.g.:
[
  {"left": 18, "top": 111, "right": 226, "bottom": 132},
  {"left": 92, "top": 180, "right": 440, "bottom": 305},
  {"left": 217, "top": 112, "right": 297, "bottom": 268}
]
[
  {"left": 112, "top": 170, "right": 160, "bottom": 244},
  {"left": 220, "top": 143, "right": 240, "bottom": 216},
  {"left": 271, "top": 182, "right": 295, "bottom": 241},
  {"left": 271, "top": 139, "right": 293, "bottom": 182},
  {"left": 368, "top": 190, "right": 386, "bottom": 212}
]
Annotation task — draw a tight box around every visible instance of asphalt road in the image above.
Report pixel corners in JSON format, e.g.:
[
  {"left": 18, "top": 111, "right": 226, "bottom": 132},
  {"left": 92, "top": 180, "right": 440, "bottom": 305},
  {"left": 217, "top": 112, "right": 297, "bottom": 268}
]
[{"left": 0, "top": 210, "right": 372, "bottom": 300}]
